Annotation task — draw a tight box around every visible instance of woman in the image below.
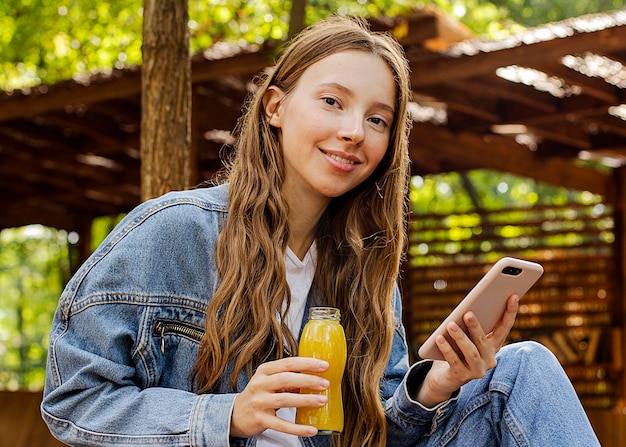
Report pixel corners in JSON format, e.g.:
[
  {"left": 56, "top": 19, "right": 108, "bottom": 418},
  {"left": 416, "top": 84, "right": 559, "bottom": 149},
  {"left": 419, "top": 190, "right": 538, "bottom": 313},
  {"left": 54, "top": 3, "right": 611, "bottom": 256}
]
[{"left": 42, "top": 16, "right": 599, "bottom": 447}]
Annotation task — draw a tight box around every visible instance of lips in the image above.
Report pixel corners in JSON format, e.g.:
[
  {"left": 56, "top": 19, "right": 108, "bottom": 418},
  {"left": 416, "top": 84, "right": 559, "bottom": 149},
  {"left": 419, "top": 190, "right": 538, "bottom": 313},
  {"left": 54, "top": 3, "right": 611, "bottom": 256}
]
[{"left": 320, "top": 149, "right": 358, "bottom": 165}]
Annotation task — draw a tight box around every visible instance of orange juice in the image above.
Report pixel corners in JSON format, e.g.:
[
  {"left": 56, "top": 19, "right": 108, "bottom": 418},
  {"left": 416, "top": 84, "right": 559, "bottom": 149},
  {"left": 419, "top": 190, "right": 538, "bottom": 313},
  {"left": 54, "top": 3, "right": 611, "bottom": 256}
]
[{"left": 295, "top": 307, "right": 347, "bottom": 434}]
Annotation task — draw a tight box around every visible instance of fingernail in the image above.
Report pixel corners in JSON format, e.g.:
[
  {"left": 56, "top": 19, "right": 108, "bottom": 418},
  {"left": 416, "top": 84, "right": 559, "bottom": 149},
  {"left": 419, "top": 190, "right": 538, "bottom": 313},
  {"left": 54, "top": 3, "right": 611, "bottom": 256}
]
[
  {"left": 317, "top": 395, "right": 328, "bottom": 404},
  {"left": 319, "top": 378, "right": 330, "bottom": 388},
  {"left": 449, "top": 322, "right": 459, "bottom": 332},
  {"left": 318, "top": 360, "right": 329, "bottom": 369}
]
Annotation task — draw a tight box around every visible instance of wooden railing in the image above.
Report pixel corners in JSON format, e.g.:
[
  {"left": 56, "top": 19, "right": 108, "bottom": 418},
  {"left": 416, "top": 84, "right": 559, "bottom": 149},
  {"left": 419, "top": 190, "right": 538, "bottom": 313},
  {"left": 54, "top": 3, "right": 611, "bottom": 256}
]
[
  {"left": 588, "top": 409, "right": 626, "bottom": 447},
  {"left": 0, "top": 391, "right": 624, "bottom": 446},
  {"left": 0, "top": 391, "right": 64, "bottom": 447}
]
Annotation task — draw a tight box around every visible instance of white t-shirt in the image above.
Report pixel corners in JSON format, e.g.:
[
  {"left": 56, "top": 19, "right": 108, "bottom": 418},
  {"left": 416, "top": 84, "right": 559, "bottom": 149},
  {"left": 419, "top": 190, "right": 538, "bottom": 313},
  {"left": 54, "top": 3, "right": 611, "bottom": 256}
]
[{"left": 256, "top": 244, "right": 317, "bottom": 447}]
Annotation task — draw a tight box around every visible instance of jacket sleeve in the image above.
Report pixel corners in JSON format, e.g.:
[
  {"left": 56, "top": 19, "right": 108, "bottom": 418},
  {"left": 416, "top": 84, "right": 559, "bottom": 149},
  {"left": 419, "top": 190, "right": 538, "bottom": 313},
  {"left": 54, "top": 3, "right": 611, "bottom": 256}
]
[
  {"left": 382, "top": 285, "right": 460, "bottom": 446},
  {"left": 41, "top": 193, "right": 234, "bottom": 447}
]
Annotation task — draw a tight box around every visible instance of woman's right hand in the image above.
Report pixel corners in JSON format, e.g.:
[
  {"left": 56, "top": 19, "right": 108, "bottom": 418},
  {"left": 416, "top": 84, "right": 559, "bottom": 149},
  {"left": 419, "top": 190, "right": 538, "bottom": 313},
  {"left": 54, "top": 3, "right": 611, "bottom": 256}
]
[{"left": 229, "top": 357, "right": 330, "bottom": 438}]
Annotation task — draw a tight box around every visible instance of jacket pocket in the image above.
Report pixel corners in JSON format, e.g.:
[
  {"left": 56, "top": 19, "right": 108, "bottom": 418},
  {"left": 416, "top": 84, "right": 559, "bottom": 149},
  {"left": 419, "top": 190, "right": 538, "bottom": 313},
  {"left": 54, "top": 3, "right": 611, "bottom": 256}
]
[{"left": 152, "top": 318, "right": 204, "bottom": 354}]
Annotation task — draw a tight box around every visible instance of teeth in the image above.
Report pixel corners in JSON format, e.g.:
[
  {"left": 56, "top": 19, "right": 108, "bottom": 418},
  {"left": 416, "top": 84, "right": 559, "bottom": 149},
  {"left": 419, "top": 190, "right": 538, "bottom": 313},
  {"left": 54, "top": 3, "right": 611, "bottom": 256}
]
[{"left": 326, "top": 152, "right": 355, "bottom": 164}]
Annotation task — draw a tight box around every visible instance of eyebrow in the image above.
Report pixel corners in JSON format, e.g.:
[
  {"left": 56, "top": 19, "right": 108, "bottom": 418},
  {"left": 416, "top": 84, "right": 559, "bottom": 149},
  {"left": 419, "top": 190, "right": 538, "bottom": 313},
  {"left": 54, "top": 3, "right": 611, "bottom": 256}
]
[{"left": 319, "top": 82, "right": 396, "bottom": 115}]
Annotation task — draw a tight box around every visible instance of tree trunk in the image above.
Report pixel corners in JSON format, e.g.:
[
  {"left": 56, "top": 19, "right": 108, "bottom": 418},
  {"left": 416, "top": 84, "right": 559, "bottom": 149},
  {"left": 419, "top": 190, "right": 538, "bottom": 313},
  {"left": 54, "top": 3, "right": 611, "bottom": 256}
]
[
  {"left": 288, "top": 0, "right": 308, "bottom": 39},
  {"left": 140, "top": 0, "right": 193, "bottom": 201}
]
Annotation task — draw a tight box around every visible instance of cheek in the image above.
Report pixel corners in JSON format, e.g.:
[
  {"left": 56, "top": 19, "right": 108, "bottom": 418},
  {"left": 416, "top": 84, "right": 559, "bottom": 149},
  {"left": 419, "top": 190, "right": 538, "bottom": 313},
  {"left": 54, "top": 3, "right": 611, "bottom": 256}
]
[{"left": 370, "top": 137, "right": 391, "bottom": 166}]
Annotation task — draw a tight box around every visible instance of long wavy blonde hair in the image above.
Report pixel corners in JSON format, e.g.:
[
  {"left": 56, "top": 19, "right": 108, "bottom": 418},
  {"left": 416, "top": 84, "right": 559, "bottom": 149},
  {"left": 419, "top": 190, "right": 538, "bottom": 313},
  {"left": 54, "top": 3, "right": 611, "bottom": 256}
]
[{"left": 193, "top": 16, "right": 412, "bottom": 447}]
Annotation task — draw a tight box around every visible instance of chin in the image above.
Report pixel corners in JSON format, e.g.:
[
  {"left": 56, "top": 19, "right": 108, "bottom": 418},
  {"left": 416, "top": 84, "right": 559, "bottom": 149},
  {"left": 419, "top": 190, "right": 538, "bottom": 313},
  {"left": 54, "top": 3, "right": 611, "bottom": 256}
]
[
  {"left": 315, "top": 181, "right": 359, "bottom": 200},
  {"left": 318, "top": 187, "right": 349, "bottom": 199}
]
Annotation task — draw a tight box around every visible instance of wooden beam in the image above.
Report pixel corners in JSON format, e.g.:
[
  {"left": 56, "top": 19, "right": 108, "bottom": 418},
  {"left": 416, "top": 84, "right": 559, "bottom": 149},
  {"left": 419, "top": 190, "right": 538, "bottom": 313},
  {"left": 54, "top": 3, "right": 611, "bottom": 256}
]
[
  {"left": 410, "top": 122, "right": 612, "bottom": 195},
  {"left": 0, "top": 127, "right": 138, "bottom": 186},
  {"left": 415, "top": 84, "right": 501, "bottom": 123},
  {"left": 0, "top": 70, "right": 142, "bottom": 122},
  {"left": 190, "top": 49, "right": 274, "bottom": 83},
  {"left": 39, "top": 112, "right": 136, "bottom": 156},
  {"left": 528, "top": 122, "right": 593, "bottom": 150},
  {"left": 0, "top": 49, "right": 273, "bottom": 124},
  {"left": 411, "top": 25, "right": 626, "bottom": 87},
  {"left": 448, "top": 75, "right": 559, "bottom": 115},
  {"left": 531, "top": 59, "right": 624, "bottom": 104}
]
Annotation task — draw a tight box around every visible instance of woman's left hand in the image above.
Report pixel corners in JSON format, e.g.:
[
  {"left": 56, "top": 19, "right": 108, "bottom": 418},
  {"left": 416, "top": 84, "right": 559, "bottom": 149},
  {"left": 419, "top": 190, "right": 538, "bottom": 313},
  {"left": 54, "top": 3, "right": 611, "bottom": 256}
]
[{"left": 415, "top": 294, "right": 519, "bottom": 407}]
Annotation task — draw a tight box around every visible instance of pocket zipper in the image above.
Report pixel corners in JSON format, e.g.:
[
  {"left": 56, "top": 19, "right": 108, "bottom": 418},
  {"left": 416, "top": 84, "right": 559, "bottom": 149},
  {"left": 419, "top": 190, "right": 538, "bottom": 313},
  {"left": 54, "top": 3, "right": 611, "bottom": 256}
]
[{"left": 152, "top": 319, "right": 205, "bottom": 354}]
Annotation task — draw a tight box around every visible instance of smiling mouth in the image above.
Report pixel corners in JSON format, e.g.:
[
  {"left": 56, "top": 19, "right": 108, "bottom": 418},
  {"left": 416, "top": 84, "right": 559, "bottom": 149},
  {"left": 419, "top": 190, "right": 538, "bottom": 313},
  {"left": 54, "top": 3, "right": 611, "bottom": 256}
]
[{"left": 321, "top": 150, "right": 356, "bottom": 165}]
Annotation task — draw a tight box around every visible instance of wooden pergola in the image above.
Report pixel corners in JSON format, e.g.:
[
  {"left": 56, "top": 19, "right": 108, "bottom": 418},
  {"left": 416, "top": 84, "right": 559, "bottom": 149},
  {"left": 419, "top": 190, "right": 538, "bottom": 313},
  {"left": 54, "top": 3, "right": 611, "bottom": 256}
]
[
  {"left": 2, "top": 7, "right": 626, "bottom": 445},
  {"left": 2, "top": 8, "right": 625, "bottom": 234}
]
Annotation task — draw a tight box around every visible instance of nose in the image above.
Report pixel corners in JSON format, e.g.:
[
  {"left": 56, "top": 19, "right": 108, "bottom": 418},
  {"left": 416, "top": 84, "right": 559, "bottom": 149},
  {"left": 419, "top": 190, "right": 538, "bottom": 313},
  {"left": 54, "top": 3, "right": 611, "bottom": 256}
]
[{"left": 337, "top": 113, "right": 365, "bottom": 145}]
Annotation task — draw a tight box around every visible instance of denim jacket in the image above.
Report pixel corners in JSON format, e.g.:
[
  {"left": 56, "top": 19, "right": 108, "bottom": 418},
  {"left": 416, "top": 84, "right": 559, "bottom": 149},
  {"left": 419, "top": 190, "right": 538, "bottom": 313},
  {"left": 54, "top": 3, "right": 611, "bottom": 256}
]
[{"left": 42, "top": 183, "right": 458, "bottom": 447}]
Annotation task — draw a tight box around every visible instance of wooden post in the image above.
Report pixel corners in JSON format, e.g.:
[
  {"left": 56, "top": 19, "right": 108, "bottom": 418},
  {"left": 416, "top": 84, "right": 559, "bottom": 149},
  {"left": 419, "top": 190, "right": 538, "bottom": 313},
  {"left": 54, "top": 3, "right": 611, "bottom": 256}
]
[
  {"left": 140, "top": 0, "right": 192, "bottom": 201},
  {"left": 612, "top": 166, "right": 626, "bottom": 409}
]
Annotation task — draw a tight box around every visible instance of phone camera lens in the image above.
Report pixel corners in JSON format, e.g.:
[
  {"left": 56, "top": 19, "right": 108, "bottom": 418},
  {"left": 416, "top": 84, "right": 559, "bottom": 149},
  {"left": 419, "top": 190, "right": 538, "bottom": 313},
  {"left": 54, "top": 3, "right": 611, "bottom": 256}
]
[{"left": 502, "top": 266, "right": 522, "bottom": 276}]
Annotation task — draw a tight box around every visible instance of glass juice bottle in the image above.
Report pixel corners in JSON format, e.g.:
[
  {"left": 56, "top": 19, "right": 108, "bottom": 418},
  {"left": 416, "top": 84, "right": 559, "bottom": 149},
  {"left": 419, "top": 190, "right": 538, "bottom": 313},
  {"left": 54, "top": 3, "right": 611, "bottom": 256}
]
[{"left": 295, "top": 306, "right": 347, "bottom": 434}]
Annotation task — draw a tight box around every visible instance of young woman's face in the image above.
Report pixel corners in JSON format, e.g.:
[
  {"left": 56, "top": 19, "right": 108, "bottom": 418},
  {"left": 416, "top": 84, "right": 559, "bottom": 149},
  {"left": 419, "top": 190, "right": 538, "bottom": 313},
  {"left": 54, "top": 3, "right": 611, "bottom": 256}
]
[{"left": 265, "top": 50, "right": 396, "bottom": 208}]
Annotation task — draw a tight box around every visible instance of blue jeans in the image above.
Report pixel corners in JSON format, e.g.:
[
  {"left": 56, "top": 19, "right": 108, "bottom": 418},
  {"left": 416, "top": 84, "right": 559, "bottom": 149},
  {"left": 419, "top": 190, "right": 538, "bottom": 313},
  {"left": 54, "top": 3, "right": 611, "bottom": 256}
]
[{"left": 416, "top": 341, "right": 600, "bottom": 447}]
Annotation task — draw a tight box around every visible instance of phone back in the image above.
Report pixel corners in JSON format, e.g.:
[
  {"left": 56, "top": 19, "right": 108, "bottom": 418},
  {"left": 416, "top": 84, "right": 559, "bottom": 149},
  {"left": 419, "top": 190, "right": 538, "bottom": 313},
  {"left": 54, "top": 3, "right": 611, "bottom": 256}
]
[{"left": 418, "top": 257, "right": 544, "bottom": 361}]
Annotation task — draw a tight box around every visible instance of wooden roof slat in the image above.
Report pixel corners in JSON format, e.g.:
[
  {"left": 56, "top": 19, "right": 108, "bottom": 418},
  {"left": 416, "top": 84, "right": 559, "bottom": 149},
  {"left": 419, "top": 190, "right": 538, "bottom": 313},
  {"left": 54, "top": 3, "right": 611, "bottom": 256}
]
[
  {"left": 410, "top": 122, "right": 612, "bottom": 195},
  {"left": 449, "top": 74, "right": 560, "bottom": 114},
  {"left": 39, "top": 113, "right": 136, "bottom": 156},
  {"left": 0, "top": 70, "right": 143, "bottom": 122},
  {"left": 530, "top": 60, "right": 624, "bottom": 104},
  {"left": 0, "top": 128, "right": 135, "bottom": 184},
  {"left": 526, "top": 122, "right": 593, "bottom": 150},
  {"left": 411, "top": 22, "right": 626, "bottom": 88},
  {"left": 414, "top": 84, "right": 501, "bottom": 122}
]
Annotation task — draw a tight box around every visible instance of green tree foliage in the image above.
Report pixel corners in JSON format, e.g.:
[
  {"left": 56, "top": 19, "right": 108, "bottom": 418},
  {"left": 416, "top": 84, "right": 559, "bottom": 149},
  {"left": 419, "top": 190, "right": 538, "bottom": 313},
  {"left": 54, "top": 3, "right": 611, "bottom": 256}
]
[
  {"left": 4, "top": 0, "right": 624, "bottom": 89},
  {"left": 0, "top": 0, "right": 143, "bottom": 89},
  {"left": 409, "top": 170, "right": 582, "bottom": 215},
  {"left": 0, "top": 0, "right": 416, "bottom": 90},
  {"left": 0, "top": 226, "right": 71, "bottom": 390},
  {"left": 91, "top": 214, "right": 126, "bottom": 252},
  {"left": 489, "top": 0, "right": 626, "bottom": 27},
  {"left": 428, "top": 0, "right": 522, "bottom": 38},
  {"left": 408, "top": 170, "right": 611, "bottom": 268},
  {"left": 428, "top": 0, "right": 626, "bottom": 37}
]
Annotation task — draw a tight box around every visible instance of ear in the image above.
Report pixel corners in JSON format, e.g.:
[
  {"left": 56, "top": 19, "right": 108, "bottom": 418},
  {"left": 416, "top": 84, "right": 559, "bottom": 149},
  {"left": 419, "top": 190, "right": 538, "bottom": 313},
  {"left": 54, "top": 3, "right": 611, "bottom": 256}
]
[{"left": 263, "top": 85, "right": 285, "bottom": 128}]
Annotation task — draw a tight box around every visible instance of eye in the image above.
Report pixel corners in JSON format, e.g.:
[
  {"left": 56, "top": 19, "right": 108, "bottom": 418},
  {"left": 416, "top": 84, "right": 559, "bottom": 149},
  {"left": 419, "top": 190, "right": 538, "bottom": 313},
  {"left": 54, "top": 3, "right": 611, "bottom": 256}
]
[
  {"left": 322, "top": 96, "right": 339, "bottom": 107},
  {"left": 369, "top": 116, "right": 389, "bottom": 128}
]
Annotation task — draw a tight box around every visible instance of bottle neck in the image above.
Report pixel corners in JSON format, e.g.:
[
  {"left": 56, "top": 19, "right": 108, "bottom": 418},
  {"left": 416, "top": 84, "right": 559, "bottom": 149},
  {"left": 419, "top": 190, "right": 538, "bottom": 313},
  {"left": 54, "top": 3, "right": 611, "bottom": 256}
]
[{"left": 309, "top": 306, "right": 340, "bottom": 321}]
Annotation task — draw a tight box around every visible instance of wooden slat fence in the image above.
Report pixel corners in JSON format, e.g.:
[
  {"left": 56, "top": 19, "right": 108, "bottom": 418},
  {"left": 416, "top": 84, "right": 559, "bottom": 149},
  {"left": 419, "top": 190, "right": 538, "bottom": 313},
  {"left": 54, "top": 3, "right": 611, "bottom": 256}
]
[{"left": 403, "top": 201, "right": 623, "bottom": 410}]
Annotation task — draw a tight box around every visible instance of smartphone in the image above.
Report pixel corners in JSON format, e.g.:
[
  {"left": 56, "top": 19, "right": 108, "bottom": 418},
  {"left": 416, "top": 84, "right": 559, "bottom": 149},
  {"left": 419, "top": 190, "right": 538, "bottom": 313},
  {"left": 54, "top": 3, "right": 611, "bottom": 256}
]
[{"left": 417, "top": 257, "right": 543, "bottom": 361}]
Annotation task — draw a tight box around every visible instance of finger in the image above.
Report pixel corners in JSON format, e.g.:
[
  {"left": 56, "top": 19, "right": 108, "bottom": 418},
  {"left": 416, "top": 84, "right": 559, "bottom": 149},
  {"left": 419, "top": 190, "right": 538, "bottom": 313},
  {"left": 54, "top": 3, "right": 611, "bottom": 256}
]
[
  {"left": 268, "top": 417, "right": 319, "bottom": 438},
  {"left": 488, "top": 294, "right": 519, "bottom": 343},
  {"left": 436, "top": 327, "right": 468, "bottom": 370},
  {"left": 256, "top": 357, "right": 329, "bottom": 376},
  {"left": 272, "top": 373, "right": 331, "bottom": 397},
  {"left": 444, "top": 320, "right": 483, "bottom": 369},
  {"left": 257, "top": 370, "right": 331, "bottom": 394},
  {"left": 463, "top": 310, "right": 487, "bottom": 344},
  {"left": 461, "top": 312, "right": 493, "bottom": 363},
  {"left": 272, "top": 389, "right": 329, "bottom": 410}
]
